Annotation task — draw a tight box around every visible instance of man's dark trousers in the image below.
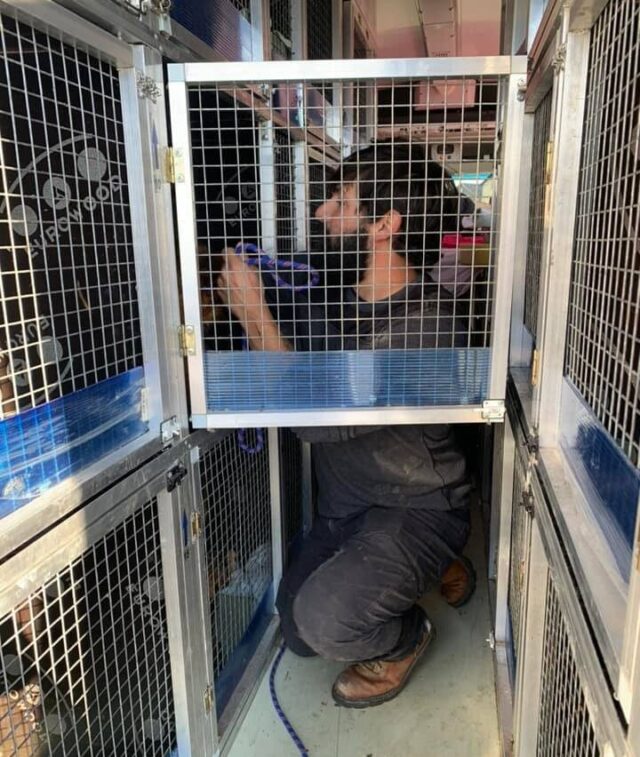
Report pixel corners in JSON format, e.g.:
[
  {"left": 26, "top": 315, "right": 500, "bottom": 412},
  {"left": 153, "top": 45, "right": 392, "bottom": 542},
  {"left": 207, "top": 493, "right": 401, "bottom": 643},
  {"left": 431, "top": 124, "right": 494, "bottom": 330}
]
[{"left": 276, "top": 505, "right": 470, "bottom": 663}]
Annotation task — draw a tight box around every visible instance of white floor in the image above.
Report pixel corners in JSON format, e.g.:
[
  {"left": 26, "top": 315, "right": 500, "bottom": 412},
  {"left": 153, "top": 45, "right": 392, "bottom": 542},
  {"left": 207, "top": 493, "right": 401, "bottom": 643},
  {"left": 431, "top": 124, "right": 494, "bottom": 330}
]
[{"left": 228, "top": 513, "right": 501, "bottom": 757}]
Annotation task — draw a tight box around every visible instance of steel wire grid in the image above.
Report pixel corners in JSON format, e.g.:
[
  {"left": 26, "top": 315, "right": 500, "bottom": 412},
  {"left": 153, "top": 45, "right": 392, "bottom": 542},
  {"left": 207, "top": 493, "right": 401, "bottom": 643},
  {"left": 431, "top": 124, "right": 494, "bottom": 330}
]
[
  {"left": 273, "top": 128, "right": 296, "bottom": 255},
  {"left": 524, "top": 87, "right": 553, "bottom": 341},
  {"left": 508, "top": 447, "right": 530, "bottom": 663},
  {"left": 0, "top": 497, "right": 176, "bottom": 755},
  {"left": 191, "top": 75, "right": 502, "bottom": 360},
  {"left": 536, "top": 576, "right": 600, "bottom": 756},
  {"left": 199, "top": 433, "right": 272, "bottom": 685},
  {"left": 564, "top": 0, "right": 640, "bottom": 466},
  {"left": 306, "top": 0, "right": 333, "bottom": 61},
  {"left": 270, "top": 0, "right": 292, "bottom": 60},
  {"left": 278, "top": 428, "right": 304, "bottom": 559},
  {"left": 0, "top": 12, "right": 143, "bottom": 420}
]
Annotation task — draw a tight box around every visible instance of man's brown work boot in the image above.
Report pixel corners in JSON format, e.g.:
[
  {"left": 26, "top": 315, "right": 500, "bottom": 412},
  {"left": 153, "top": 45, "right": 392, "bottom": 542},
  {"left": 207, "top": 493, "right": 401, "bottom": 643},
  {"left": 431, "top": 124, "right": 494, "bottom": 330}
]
[
  {"left": 440, "top": 556, "right": 476, "bottom": 608},
  {"left": 331, "top": 618, "right": 436, "bottom": 708}
]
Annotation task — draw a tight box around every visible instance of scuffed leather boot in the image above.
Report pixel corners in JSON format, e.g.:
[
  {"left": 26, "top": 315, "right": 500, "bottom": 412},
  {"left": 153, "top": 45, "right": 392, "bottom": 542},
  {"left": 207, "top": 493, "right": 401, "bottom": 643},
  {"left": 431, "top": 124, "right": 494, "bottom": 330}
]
[
  {"left": 331, "top": 617, "right": 436, "bottom": 708},
  {"left": 440, "top": 556, "right": 476, "bottom": 608}
]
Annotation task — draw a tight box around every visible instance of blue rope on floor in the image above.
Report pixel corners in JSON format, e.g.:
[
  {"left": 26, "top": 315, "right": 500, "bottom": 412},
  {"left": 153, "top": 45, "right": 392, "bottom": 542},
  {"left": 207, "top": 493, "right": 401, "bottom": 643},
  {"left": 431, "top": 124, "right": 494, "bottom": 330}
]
[{"left": 269, "top": 642, "right": 309, "bottom": 756}]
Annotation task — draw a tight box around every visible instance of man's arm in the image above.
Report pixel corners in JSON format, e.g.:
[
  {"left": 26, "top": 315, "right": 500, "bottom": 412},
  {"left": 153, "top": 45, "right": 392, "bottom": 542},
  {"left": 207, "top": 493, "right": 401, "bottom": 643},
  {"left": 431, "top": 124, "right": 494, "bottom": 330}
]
[{"left": 218, "top": 248, "right": 291, "bottom": 352}]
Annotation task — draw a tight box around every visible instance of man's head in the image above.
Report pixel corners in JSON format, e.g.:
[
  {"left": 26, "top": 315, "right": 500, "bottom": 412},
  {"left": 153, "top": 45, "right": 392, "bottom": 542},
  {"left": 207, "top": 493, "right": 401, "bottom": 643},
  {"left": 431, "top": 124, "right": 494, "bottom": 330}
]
[{"left": 315, "top": 141, "right": 460, "bottom": 273}]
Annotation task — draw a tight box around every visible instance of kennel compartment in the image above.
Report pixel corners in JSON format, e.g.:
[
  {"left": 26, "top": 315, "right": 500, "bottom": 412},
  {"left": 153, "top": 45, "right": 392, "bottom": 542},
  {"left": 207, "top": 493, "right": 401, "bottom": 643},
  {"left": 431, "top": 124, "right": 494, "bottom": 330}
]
[
  {"left": 168, "top": 56, "right": 526, "bottom": 428},
  {"left": 0, "top": 446, "right": 208, "bottom": 756},
  {"left": 0, "top": 8, "right": 171, "bottom": 523},
  {"left": 512, "top": 468, "right": 627, "bottom": 757}
]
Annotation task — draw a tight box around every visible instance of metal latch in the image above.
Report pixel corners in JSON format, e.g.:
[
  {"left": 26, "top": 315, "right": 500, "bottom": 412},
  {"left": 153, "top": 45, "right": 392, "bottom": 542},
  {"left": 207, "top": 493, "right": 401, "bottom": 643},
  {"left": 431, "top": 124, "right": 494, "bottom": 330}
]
[
  {"left": 167, "top": 463, "right": 188, "bottom": 492},
  {"left": 522, "top": 490, "right": 535, "bottom": 516},
  {"left": 161, "top": 416, "right": 181, "bottom": 444},
  {"left": 203, "top": 685, "right": 214, "bottom": 714},
  {"left": 162, "top": 147, "right": 185, "bottom": 183},
  {"left": 191, "top": 511, "right": 203, "bottom": 541},
  {"left": 480, "top": 400, "right": 506, "bottom": 423},
  {"left": 178, "top": 324, "right": 196, "bottom": 357}
]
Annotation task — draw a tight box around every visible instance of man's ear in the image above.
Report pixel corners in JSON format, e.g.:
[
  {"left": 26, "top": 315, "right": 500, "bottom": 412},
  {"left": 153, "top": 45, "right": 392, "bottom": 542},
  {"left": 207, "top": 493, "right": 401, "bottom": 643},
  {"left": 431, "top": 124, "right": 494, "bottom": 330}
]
[{"left": 370, "top": 209, "right": 403, "bottom": 241}]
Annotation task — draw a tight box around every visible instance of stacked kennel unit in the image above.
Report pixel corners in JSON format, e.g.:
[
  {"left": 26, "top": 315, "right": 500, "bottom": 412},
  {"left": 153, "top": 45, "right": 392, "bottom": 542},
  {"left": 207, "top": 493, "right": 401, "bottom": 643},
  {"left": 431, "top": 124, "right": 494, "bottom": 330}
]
[
  {"left": 0, "top": 1, "right": 309, "bottom": 755},
  {"left": 497, "top": 0, "right": 640, "bottom": 753}
]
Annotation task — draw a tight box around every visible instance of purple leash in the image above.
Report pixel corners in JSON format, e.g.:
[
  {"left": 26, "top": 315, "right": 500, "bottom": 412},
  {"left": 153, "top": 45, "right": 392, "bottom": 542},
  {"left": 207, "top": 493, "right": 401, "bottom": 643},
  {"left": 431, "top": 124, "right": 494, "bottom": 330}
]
[{"left": 234, "top": 242, "right": 319, "bottom": 292}]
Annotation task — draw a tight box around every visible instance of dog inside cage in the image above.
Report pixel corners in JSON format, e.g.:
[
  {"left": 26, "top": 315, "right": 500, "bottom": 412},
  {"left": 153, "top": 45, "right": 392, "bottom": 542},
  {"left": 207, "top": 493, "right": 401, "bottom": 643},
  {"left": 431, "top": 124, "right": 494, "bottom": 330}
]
[{"left": 188, "top": 75, "right": 501, "bottom": 411}]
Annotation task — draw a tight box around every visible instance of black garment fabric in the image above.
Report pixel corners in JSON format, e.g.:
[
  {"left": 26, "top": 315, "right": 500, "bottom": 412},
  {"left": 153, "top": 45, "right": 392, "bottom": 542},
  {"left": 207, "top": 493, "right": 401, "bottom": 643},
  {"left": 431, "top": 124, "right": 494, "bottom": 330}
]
[{"left": 276, "top": 506, "right": 471, "bottom": 661}]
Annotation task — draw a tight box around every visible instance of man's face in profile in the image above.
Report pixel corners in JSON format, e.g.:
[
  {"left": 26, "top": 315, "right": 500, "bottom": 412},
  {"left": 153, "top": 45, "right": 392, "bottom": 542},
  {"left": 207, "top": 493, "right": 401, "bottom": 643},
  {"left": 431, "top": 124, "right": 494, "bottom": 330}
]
[{"left": 315, "top": 183, "right": 370, "bottom": 284}]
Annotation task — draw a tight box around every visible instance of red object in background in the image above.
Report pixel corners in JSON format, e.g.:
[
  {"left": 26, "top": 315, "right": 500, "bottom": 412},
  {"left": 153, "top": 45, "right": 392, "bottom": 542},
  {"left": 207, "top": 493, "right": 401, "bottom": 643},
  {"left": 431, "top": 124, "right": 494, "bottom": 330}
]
[{"left": 441, "top": 233, "right": 488, "bottom": 249}]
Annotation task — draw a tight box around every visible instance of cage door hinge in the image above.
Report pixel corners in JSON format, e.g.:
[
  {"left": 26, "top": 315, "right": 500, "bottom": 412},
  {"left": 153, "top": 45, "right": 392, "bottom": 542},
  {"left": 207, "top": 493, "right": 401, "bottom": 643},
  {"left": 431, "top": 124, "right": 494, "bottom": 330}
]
[
  {"left": 190, "top": 511, "right": 203, "bottom": 541},
  {"left": 544, "top": 141, "right": 554, "bottom": 185},
  {"left": 161, "top": 415, "right": 181, "bottom": 444},
  {"left": 530, "top": 349, "right": 541, "bottom": 387},
  {"left": 480, "top": 400, "right": 506, "bottom": 423},
  {"left": 178, "top": 324, "right": 196, "bottom": 356},
  {"left": 162, "top": 147, "right": 185, "bottom": 183},
  {"left": 522, "top": 489, "right": 535, "bottom": 517},
  {"left": 166, "top": 463, "right": 188, "bottom": 492},
  {"left": 203, "top": 685, "right": 214, "bottom": 714}
]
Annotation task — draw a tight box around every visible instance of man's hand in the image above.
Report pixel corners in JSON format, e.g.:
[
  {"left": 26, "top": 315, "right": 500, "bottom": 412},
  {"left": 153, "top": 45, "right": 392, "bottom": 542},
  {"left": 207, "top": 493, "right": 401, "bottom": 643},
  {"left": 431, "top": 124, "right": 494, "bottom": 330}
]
[
  {"left": 217, "top": 247, "right": 265, "bottom": 326},
  {"left": 217, "top": 247, "right": 290, "bottom": 352}
]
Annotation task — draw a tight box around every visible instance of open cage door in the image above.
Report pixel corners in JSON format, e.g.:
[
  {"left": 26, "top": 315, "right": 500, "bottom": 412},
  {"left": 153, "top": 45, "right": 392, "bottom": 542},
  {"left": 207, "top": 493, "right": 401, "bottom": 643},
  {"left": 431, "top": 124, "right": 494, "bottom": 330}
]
[{"left": 168, "top": 56, "right": 526, "bottom": 429}]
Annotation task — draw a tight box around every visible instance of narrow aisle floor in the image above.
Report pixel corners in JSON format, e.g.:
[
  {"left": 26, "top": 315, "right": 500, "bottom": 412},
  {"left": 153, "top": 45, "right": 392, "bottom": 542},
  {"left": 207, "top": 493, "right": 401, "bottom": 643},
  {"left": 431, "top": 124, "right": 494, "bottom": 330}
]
[{"left": 228, "top": 511, "right": 500, "bottom": 757}]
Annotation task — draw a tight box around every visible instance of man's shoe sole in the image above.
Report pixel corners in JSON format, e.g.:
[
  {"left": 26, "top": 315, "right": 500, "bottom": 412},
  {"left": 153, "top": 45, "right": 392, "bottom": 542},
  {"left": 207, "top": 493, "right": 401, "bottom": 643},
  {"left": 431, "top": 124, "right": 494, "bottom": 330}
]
[{"left": 331, "top": 623, "right": 436, "bottom": 709}]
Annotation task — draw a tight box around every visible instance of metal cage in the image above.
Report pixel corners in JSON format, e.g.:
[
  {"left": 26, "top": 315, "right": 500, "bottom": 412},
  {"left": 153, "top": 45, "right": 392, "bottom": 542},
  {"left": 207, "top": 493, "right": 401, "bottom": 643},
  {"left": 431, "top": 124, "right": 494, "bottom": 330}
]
[
  {"left": 0, "top": 447, "right": 206, "bottom": 756},
  {"left": 512, "top": 468, "right": 627, "bottom": 757},
  {"left": 168, "top": 56, "right": 526, "bottom": 429},
  {"left": 0, "top": 6, "right": 184, "bottom": 541}
]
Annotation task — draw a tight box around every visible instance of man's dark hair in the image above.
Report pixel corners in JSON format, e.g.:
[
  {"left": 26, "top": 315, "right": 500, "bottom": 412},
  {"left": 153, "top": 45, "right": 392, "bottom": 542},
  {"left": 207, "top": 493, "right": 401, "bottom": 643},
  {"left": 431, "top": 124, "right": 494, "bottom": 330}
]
[{"left": 331, "top": 141, "right": 460, "bottom": 269}]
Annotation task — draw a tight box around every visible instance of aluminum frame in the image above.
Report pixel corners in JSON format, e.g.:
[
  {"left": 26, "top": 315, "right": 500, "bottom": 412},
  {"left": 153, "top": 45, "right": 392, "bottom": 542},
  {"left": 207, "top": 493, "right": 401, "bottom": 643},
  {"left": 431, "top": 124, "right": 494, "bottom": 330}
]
[
  {"left": 0, "top": 445, "right": 209, "bottom": 756},
  {"left": 527, "top": 464, "right": 628, "bottom": 756},
  {"left": 186, "top": 428, "right": 281, "bottom": 747},
  {"left": 534, "top": 23, "right": 591, "bottom": 445},
  {"left": 168, "top": 56, "right": 526, "bottom": 428},
  {"left": 0, "top": 3, "right": 184, "bottom": 544}
]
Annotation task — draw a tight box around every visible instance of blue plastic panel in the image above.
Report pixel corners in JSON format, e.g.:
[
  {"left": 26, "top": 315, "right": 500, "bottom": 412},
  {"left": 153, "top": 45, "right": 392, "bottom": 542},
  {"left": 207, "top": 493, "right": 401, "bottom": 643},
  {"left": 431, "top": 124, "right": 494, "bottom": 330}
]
[
  {"left": 0, "top": 368, "right": 148, "bottom": 518},
  {"left": 171, "top": 0, "right": 251, "bottom": 58},
  {"left": 204, "top": 348, "right": 490, "bottom": 412},
  {"left": 559, "top": 378, "right": 640, "bottom": 580},
  {"left": 214, "top": 586, "right": 273, "bottom": 716}
]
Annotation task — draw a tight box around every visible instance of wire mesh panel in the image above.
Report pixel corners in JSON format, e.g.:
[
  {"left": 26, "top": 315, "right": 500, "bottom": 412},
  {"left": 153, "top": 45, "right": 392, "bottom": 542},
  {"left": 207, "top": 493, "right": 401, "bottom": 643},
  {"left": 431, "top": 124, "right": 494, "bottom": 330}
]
[
  {"left": 270, "top": 0, "right": 292, "bottom": 60},
  {"left": 306, "top": 0, "right": 333, "bottom": 61},
  {"left": 278, "top": 427, "right": 304, "bottom": 559},
  {"left": 0, "top": 496, "right": 177, "bottom": 755},
  {"left": 524, "top": 87, "right": 553, "bottom": 341},
  {"left": 564, "top": 0, "right": 640, "bottom": 466},
  {"left": 0, "top": 11, "right": 148, "bottom": 515},
  {"left": 172, "top": 59, "right": 515, "bottom": 421},
  {"left": 508, "top": 445, "right": 531, "bottom": 664},
  {"left": 199, "top": 433, "right": 272, "bottom": 719},
  {"left": 536, "top": 575, "right": 601, "bottom": 756}
]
